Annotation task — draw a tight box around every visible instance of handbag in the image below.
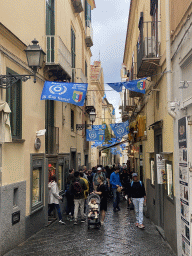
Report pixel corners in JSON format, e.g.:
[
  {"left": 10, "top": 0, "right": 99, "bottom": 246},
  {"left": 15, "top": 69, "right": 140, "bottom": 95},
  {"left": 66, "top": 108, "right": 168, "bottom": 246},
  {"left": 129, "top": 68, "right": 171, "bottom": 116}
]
[{"left": 117, "top": 186, "right": 122, "bottom": 193}]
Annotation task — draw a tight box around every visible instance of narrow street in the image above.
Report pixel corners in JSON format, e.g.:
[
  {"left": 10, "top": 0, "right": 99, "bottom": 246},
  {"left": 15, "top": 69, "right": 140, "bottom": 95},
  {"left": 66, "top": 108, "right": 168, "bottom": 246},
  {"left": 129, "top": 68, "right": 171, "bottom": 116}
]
[{"left": 5, "top": 199, "right": 176, "bottom": 256}]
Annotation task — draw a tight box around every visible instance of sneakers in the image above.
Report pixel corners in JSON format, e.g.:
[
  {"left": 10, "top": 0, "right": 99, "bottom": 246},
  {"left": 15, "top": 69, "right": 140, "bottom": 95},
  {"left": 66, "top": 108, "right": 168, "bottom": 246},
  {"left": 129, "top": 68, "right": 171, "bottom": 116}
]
[
  {"left": 74, "top": 220, "right": 78, "bottom": 225},
  {"left": 135, "top": 223, "right": 139, "bottom": 227},
  {"left": 59, "top": 220, "right": 66, "bottom": 225},
  {"left": 138, "top": 224, "right": 145, "bottom": 229},
  {"left": 100, "top": 221, "right": 104, "bottom": 225},
  {"left": 81, "top": 218, "right": 86, "bottom": 223}
]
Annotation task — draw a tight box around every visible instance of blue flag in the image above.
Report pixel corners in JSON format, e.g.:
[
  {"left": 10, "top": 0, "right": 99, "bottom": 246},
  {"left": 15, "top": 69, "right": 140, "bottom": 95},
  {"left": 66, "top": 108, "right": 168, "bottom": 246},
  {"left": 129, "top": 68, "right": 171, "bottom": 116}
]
[
  {"left": 110, "top": 121, "right": 129, "bottom": 139},
  {"left": 92, "top": 124, "right": 106, "bottom": 130},
  {"left": 106, "top": 82, "right": 123, "bottom": 92},
  {"left": 112, "top": 108, "right": 115, "bottom": 115},
  {"left": 86, "top": 129, "right": 105, "bottom": 142},
  {"left": 123, "top": 78, "right": 146, "bottom": 94},
  {"left": 41, "top": 81, "right": 88, "bottom": 106}
]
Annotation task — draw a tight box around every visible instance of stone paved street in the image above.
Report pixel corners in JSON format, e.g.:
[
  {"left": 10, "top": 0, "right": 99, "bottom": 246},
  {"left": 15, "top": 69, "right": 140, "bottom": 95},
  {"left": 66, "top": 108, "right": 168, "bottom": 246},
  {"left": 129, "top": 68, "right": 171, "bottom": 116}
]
[{"left": 5, "top": 199, "right": 176, "bottom": 256}]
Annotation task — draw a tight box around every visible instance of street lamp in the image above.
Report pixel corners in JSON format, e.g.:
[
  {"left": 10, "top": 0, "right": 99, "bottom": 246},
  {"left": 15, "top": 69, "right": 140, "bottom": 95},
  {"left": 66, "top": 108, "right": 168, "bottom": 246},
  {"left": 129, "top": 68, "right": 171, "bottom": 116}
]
[
  {"left": 0, "top": 39, "right": 46, "bottom": 89},
  {"left": 89, "top": 110, "right": 96, "bottom": 127}
]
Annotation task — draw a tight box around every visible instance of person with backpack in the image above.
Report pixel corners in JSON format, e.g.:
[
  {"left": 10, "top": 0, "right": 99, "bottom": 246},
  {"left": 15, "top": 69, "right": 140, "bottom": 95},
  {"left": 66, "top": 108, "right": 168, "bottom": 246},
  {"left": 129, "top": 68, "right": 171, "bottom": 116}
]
[
  {"left": 70, "top": 171, "right": 87, "bottom": 225},
  {"left": 128, "top": 173, "right": 146, "bottom": 229}
]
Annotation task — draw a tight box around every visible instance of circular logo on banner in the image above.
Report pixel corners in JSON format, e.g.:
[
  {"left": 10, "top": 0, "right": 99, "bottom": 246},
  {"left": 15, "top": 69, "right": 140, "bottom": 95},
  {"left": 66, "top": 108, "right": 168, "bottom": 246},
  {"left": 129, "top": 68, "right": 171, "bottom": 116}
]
[
  {"left": 116, "top": 127, "right": 125, "bottom": 135},
  {"left": 89, "top": 131, "right": 97, "bottom": 140},
  {"left": 49, "top": 84, "right": 67, "bottom": 95}
]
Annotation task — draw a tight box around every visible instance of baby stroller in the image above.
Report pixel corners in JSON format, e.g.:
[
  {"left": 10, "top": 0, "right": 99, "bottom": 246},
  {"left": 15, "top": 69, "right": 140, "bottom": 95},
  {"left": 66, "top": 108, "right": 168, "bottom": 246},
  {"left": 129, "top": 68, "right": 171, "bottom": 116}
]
[{"left": 87, "top": 193, "right": 101, "bottom": 229}]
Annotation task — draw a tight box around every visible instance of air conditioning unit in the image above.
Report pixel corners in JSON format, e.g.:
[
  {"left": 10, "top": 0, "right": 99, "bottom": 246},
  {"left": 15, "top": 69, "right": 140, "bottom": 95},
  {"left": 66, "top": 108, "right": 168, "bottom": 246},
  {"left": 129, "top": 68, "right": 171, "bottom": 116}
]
[{"left": 144, "top": 36, "right": 157, "bottom": 57}]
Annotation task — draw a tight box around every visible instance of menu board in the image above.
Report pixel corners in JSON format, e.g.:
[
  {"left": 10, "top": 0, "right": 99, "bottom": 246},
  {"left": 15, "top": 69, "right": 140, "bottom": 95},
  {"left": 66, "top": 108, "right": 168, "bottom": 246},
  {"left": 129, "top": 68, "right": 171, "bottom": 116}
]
[{"left": 178, "top": 117, "right": 190, "bottom": 255}]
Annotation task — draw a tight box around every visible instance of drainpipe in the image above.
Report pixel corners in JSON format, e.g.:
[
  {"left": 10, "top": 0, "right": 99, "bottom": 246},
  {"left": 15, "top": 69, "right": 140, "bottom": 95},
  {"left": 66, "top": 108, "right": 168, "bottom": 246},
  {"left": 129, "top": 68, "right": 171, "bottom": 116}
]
[{"left": 165, "top": 0, "right": 176, "bottom": 119}]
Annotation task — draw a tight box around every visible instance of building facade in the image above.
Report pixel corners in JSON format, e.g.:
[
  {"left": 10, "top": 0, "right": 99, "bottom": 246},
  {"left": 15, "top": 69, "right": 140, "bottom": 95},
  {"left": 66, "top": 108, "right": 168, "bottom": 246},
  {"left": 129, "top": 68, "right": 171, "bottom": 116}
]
[
  {"left": 0, "top": 0, "right": 96, "bottom": 254},
  {"left": 121, "top": 0, "right": 177, "bottom": 252}
]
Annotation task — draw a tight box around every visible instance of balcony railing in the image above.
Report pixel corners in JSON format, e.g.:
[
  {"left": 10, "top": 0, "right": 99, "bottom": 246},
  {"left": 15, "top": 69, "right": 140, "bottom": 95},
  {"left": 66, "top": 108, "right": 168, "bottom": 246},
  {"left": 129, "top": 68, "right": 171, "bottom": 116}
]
[
  {"left": 72, "top": 68, "right": 87, "bottom": 83},
  {"left": 71, "top": 0, "right": 83, "bottom": 13},
  {"left": 137, "top": 21, "right": 160, "bottom": 78},
  {"left": 46, "top": 35, "right": 72, "bottom": 78},
  {"left": 85, "top": 20, "right": 93, "bottom": 47}
]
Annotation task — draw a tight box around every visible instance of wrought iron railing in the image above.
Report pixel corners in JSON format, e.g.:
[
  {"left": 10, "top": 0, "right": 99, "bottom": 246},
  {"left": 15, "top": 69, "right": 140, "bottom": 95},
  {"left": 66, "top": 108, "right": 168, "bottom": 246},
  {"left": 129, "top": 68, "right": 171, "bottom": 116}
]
[
  {"left": 137, "top": 21, "right": 160, "bottom": 73},
  {"left": 46, "top": 35, "right": 72, "bottom": 77}
]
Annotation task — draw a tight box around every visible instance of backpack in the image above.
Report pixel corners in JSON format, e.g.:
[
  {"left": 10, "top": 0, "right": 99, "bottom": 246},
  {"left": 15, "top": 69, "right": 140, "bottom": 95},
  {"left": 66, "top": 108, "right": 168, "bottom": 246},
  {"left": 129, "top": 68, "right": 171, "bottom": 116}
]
[
  {"left": 73, "top": 181, "right": 83, "bottom": 195},
  {"left": 131, "top": 181, "right": 142, "bottom": 187}
]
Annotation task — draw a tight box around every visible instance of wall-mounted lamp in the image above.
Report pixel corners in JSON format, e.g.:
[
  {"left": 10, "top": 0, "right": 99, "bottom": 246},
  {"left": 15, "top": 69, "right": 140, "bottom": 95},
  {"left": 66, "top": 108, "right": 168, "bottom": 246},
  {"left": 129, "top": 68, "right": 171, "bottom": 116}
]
[{"left": 0, "top": 39, "right": 45, "bottom": 89}]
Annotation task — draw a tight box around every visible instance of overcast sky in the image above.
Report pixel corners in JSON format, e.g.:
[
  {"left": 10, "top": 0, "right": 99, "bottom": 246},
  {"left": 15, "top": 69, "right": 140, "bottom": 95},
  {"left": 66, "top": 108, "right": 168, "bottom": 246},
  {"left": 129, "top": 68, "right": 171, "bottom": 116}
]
[{"left": 91, "top": 0, "right": 130, "bottom": 122}]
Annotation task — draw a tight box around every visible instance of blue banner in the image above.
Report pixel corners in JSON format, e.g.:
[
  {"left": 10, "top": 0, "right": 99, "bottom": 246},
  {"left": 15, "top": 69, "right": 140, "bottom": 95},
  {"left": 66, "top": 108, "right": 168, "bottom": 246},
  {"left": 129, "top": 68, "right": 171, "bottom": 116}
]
[
  {"left": 110, "top": 121, "right": 129, "bottom": 139},
  {"left": 41, "top": 81, "right": 88, "bottom": 106},
  {"left": 86, "top": 129, "right": 105, "bottom": 142},
  {"left": 106, "top": 82, "right": 123, "bottom": 92},
  {"left": 92, "top": 124, "right": 106, "bottom": 130},
  {"left": 123, "top": 78, "right": 147, "bottom": 94},
  {"left": 91, "top": 141, "right": 103, "bottom": 148}
]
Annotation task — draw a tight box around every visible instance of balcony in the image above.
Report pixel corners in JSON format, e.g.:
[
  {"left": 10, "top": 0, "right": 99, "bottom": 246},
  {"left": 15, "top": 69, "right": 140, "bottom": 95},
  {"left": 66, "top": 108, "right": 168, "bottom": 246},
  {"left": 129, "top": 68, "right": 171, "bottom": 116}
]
[
  {"left": 85, "top": 20, "right": 93, "bottom": 47},
  {"left": 137, "top": 21, "right": 160, "bottom": 78},
  {"left": 72, "top": 68, "right": 87, "bottom": 83},
  {"left": 71, "top": 0, "right": 83, "bottom": 13},
  {"left": 45, "top": 35, "right": 72, "bottom": 80}
]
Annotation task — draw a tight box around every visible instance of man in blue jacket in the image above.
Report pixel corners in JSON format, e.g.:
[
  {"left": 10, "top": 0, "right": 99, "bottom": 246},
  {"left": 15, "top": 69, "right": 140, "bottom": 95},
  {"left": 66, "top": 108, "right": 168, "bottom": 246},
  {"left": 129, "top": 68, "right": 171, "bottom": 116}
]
[{"left": 110, "top": 167, "right": 123, "bottom": 212}]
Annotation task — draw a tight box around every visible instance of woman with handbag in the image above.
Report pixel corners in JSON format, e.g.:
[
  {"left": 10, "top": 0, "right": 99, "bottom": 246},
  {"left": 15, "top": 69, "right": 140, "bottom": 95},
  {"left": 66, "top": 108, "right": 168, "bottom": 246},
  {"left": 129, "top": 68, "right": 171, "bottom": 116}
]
[{"left": 48, "top": 175, "right": 65, "bottom": 225}]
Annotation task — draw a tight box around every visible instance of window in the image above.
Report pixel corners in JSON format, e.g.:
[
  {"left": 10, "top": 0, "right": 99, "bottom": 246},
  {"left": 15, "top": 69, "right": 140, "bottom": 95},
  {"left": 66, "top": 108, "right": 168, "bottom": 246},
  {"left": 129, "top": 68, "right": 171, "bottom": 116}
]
[
  {"left": 46, "top": 0, "right": 55, "bottom": 35},
  {"left": 31, "top": 157, "right": 44, "bottom": 213},
  {"left": 85, "top": 0, "right": 91, "bottom": 27},
  {"left": 71, "top": 109, "right": 74, "bottom": 131},
  {"left": 166, "top": 161, "right": 173, "bottom": 199},
  {"left": 32, "top": 168, "right": 42, "bottom": 207},
  {"left": 71, "top": 27, "right": 76, "bottom": 82},
  {"left": 58, "top": 165, "right": 64, "bottom": 191},
  {"left": 6, "top": 68, "right": 22, "bottom": 139}
]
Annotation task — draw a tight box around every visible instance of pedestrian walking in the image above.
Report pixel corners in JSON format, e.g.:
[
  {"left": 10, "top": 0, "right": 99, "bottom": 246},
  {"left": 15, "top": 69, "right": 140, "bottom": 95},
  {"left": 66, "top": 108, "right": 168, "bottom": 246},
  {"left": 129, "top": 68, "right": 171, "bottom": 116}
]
[
  {"left": 65, "top": 169, "right": 75, "bottom": 220},
  {"left": 87, "top": 169, "right": 94, "bottom": 193},
  {"left": 80, "top": 172, "right": 89, "bottom": 214},
  {"left": 93, "top": 166, "right": 107, "bottom": 191},
  {"left": 48, "top": 175, "right": 65, "bottom": 225},
  {"left": 128, "top": 173, "right": 146, "bottom": 229},
  {"left": 94, "top": 176, "right": 108, "bottom": 225},
  {"left": 70, "top": 171, "right": 87, "bottom": 225},
  {"left": 110, "top": 167, "right": 123, "bottom": 212}
]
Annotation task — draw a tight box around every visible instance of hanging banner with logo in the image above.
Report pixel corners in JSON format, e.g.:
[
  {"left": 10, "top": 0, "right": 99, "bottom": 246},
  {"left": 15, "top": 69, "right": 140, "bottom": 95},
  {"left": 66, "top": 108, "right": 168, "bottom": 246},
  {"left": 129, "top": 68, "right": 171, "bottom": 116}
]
[
  {"left": 124, "top": 78, "right": 146, "bottom": 94},
  {"left": 107, "top": 78, "right": 147, "bottom": 94},
  {"left": 86, "top": 129, "right": 105, "bottom": 142},
  {"left": 41, "top": 81, "right": 88, "bottom": 107},
  {"left": 92, "top": 124, "right": 106, "bottom": 130},
  {"left": 110, "top": 120, "right": 129, "bottom": 139}
]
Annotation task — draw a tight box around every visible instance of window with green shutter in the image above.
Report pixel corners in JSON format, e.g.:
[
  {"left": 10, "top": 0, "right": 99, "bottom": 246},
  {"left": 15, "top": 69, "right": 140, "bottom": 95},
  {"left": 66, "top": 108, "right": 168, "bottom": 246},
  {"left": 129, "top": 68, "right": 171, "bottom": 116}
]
[
  {"left": 85, "top": 0, "right": 91, "bottom": 27},
  {"left": 6, "top": 68, "right": 22, "bottom": 139},
  {"left": 71, "top": 27, "right": 76, "bottom": 82},
  {"left": 46, "top": 0, "right": 55, "bottom": 35}
]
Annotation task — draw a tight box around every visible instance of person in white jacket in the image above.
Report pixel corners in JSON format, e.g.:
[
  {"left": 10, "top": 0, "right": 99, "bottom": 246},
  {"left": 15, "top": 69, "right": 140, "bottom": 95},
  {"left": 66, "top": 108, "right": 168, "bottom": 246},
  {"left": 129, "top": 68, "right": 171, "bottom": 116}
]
[{"left": 48, "top": 175, "right": 65, "bottom": 224}]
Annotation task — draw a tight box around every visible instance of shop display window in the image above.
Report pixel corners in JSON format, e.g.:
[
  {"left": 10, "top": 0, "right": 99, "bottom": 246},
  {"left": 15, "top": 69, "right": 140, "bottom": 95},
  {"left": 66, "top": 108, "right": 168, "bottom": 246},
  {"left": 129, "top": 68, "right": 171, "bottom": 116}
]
[
  {"left": 166, "top": 161, "right": 173, "bottom": 199},
  {"left": 58, "top": 165, "right": 63, "bottom": 191},
  {"left": 31, "top": 156, "right": 44, "bottom": 214},
  {"left": 32, "top": 169, "right": 41, "bottom": 207},
  {"left": 150, "top": 159, "right": 155, "bottom": 185}
]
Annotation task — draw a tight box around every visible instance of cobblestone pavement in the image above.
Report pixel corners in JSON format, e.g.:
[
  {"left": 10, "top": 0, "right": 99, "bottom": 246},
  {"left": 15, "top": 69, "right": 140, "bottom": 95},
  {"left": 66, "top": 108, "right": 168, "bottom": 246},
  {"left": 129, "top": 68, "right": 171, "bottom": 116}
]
[{"left": 5, "top": 199, "right": 176, "bottom": 256}]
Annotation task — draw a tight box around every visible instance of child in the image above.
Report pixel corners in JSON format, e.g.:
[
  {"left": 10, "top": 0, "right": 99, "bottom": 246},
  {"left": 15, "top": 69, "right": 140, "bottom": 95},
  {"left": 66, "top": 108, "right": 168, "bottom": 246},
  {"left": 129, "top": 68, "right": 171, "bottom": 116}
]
[{"left": 88, "top": 198, "right": 99, "bottom": 218}]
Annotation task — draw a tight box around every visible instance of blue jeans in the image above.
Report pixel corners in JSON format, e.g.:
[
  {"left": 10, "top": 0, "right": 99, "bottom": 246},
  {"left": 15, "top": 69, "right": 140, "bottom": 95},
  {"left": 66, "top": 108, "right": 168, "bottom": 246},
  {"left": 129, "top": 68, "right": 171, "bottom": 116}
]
[
  {"left": 48, "top": 203, "right": 62, "bottom": 221},
  {"left": 132, "top": 198, "right": 144, "bottom": 224},
  {"left": 112, "top": 188, "right": 120, "bottom": 209}
]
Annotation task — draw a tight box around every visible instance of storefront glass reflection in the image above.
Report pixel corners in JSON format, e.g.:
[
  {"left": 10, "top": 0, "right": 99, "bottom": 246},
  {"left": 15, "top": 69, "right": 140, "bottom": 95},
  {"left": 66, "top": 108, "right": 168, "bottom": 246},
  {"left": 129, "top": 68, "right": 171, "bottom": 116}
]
[{"left": 32, "top": 169, "right": 41, "bottom": 206}]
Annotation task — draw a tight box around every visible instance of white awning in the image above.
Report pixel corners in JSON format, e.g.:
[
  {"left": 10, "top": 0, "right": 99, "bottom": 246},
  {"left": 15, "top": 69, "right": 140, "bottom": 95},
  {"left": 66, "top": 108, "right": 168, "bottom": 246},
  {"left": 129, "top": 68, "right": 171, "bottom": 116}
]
[{"left": 0, "top": 101, "right": 12, "bottom": 143}]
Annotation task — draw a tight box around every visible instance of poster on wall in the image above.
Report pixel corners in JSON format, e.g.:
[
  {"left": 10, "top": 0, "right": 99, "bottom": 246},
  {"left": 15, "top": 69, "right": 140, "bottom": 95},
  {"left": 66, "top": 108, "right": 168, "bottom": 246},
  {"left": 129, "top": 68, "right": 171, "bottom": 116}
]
[
  {"left": 178, "top": 117, "right": 190, "bottom": 256},
  {"left": 156, "top": 154, "right": 165, "bottom": 184}
]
